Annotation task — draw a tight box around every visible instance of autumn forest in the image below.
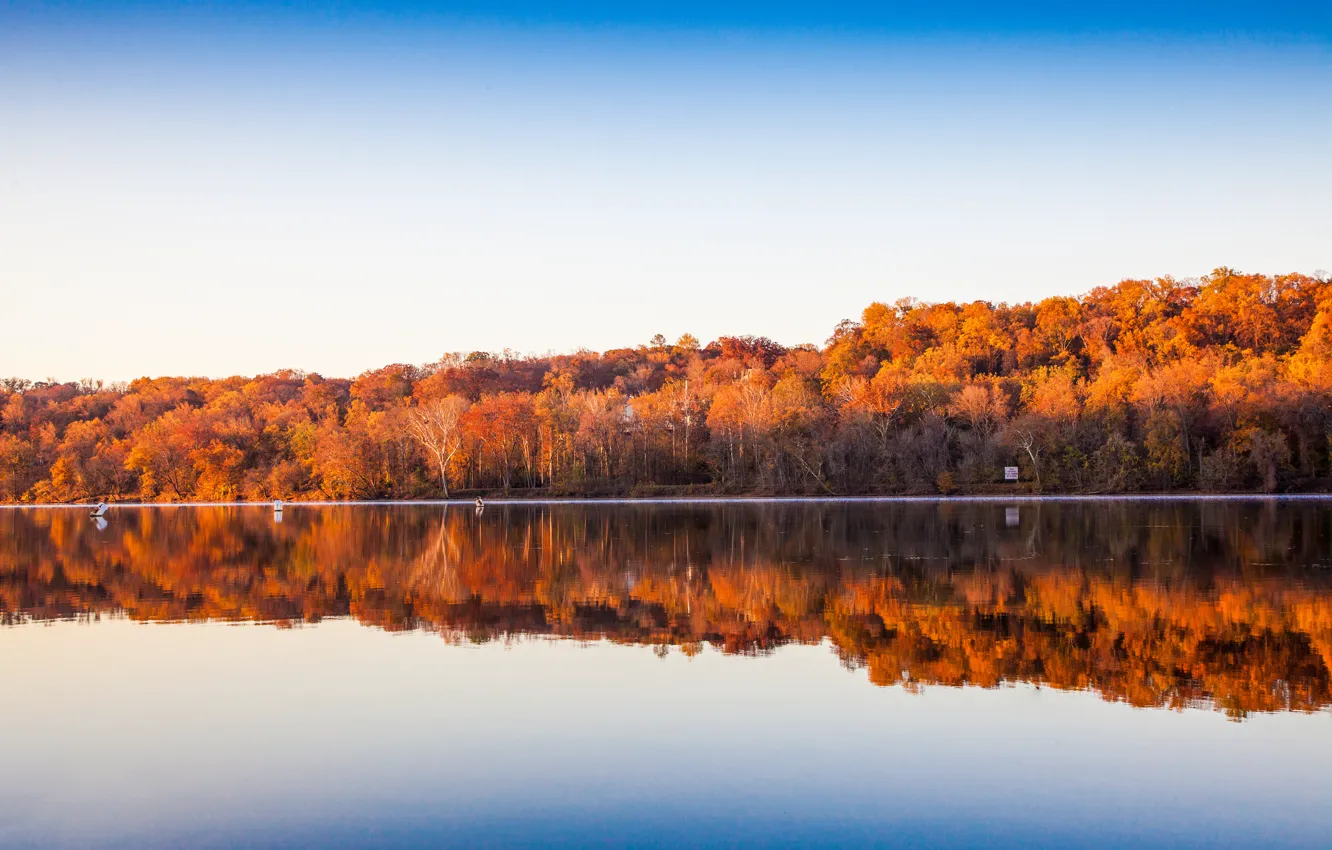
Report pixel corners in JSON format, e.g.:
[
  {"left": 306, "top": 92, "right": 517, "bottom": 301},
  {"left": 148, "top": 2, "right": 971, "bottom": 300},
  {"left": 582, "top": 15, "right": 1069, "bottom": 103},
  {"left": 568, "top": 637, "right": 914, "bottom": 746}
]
[{"left": 5, "top": 269, "right": 1332, "bottom": 502}]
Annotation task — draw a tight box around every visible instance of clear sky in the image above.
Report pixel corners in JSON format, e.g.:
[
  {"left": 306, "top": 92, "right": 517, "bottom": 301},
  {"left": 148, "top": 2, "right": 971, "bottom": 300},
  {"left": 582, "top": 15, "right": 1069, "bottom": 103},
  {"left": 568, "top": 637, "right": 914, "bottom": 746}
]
[{"left": 2, "top": 2, "right": 1329, "bottom": 382}]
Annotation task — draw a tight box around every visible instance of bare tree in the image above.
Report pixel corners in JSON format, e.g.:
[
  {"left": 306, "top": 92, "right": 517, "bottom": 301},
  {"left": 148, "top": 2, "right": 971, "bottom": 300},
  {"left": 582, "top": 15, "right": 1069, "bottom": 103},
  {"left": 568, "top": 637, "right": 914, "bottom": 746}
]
[
  {"left": 408, "top": 395, "right": 469, "bottom": 498},
  {"left": 1009, "top": 425, "right": 1042, "bottom": 492}
]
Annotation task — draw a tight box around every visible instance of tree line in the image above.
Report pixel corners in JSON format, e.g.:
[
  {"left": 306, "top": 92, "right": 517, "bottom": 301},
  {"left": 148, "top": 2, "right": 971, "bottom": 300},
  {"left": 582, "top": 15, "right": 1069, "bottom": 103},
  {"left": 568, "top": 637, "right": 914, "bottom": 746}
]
[{"left": 4, "top": 268, "right": 1332, "bottom": 501}]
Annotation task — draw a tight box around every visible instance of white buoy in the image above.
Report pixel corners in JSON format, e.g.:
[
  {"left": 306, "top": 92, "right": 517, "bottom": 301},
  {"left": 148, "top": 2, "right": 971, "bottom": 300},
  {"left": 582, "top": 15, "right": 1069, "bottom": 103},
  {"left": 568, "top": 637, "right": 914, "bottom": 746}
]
[
  {"left": 475, "top": 497, "right": 484, "bottom": 508},
  {"left": 90, "top": 502, "right": 108, "bottom": 518},
  {"left": 273, "top": 499, "right": 284, "bottom": 512}
]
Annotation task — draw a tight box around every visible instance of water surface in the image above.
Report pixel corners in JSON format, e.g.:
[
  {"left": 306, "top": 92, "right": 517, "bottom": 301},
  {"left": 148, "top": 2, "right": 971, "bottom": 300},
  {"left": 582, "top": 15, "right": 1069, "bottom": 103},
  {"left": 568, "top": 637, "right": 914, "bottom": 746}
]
[{"left": 2, "top": 500, "right": 1330, "bottom": 847}]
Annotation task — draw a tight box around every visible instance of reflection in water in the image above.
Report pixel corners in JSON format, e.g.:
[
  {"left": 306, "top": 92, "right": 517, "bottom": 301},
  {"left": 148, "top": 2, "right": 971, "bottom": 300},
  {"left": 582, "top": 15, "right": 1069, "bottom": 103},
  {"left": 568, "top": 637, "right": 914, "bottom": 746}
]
[{"left": 3, "top": 500, "right": 1332, "bottom": 719}]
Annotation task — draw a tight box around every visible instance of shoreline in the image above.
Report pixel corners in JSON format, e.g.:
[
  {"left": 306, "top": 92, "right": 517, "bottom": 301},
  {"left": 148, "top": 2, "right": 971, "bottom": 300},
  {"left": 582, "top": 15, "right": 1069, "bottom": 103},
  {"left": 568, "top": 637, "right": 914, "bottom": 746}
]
[{"left": 7, "top": 492, "right": 1332, "bottom": 509}]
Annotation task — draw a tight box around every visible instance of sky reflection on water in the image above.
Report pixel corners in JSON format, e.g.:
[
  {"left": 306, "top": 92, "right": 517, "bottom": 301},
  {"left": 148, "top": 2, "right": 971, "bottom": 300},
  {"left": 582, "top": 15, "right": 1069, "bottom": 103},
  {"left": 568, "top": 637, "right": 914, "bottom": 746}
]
[
  {"left": 2, "top": 621, "right": 1330, "bottom": 849},
  {"left": 1, "top": 501, "right": 1331, "bottom": 846}
]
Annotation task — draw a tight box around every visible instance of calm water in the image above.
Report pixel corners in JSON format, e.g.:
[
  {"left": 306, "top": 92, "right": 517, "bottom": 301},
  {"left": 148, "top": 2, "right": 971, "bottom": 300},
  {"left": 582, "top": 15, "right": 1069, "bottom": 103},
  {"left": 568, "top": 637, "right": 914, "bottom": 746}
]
[{"left": 2, "top": 500, "right": 1331, "bottom": 848}]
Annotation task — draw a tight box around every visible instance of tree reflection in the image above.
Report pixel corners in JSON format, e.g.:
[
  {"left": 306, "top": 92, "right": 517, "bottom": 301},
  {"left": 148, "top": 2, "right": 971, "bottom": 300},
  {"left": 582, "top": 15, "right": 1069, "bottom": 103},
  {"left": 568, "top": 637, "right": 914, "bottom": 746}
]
[{"left": 2, "top": 501, "right": 1331, "bottom": 719}]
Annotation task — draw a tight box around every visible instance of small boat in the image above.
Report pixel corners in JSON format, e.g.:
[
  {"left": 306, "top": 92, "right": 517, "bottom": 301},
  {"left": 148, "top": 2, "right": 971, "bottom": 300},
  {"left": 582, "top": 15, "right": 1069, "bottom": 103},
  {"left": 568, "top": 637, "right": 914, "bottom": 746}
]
[{"left": 90, "top": 502, "right": 109, "bottom": 518}]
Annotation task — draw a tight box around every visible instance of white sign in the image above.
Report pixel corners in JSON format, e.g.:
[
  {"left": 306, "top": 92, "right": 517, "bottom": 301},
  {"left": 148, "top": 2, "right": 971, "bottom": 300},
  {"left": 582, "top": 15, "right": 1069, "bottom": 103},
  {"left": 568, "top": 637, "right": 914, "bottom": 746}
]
[{"left": 1003, "top": 466, "right": 1019, "bottom": 481}]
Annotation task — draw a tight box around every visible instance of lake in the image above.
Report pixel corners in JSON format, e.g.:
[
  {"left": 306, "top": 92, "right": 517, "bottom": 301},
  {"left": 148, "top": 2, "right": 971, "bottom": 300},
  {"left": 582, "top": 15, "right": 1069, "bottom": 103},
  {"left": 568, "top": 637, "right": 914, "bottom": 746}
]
[{"left": 2, "top": 499, "right": 1331, "bottom": 848}]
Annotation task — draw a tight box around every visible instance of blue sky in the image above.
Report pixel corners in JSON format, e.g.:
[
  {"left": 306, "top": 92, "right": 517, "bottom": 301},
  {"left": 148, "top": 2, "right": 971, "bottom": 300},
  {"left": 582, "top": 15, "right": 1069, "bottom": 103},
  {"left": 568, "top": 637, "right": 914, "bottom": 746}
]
[
  {"left": 9, "top": 1, "right": 1330, "bottom": 36},
  {"left": 1, "top": 2, "right": 1329, "bottom": 380}
]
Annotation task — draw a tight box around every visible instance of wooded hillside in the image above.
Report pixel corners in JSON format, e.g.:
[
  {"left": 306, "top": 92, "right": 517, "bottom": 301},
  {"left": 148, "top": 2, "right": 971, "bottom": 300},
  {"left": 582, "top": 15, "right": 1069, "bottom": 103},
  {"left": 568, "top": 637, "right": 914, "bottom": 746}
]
[{"left": 4, "top": 269, "right": 1331, "bottom": 500}]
